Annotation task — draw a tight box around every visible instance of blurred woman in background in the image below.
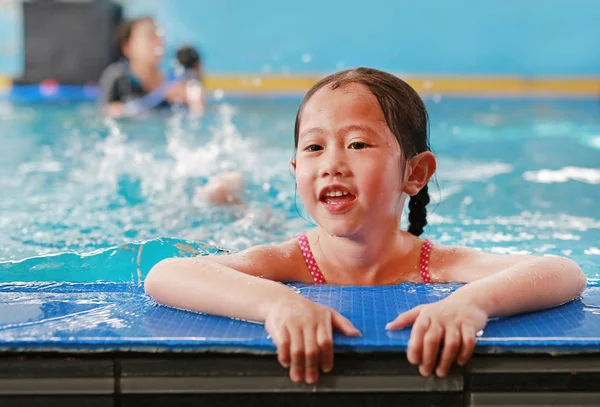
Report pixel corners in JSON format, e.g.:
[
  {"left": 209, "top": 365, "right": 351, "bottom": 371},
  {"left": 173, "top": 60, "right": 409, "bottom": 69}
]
[
  {"left": 98, "top": 17, "right": 239, "bottom": 205},
  {"left": 98, "top": 17, "right": 204, "bottom": 118}
]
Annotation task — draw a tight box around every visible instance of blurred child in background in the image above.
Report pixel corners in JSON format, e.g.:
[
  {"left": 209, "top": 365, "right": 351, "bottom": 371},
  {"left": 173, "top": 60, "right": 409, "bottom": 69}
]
[{"left": 98, "top": 17, "right": 203, "bottom": 118}]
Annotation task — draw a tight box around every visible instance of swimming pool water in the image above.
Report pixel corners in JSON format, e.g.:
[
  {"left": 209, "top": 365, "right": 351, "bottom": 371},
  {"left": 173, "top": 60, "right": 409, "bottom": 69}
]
[{"left": 0, "top": 98, "right": 599, "bottom": 281}]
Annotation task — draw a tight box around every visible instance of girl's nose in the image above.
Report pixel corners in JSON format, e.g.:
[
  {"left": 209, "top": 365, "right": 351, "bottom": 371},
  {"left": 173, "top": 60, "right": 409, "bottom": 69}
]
[{"left": 320, "top": 149, "right": 349, "bottom": 178}]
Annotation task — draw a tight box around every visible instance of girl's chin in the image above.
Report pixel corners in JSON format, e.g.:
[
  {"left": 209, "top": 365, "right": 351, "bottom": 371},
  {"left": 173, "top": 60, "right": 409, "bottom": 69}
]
[{"left": 319, "top": 222, "right": 359, "bottom": 239}]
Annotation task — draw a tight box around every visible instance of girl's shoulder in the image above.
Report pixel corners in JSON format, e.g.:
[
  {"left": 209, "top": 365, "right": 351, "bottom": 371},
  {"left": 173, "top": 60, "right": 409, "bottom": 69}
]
[
  {"left": 428, "top": 242, "right": 532, "bottom": 283},
  {"left": 204, "top": 237, "right": 309, "bottom": 282}
]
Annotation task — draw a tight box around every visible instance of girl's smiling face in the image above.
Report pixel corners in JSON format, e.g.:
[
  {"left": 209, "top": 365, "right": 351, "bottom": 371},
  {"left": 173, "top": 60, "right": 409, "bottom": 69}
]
[{"left": 293, "top": 83, "right": 407, "bottom": 238}]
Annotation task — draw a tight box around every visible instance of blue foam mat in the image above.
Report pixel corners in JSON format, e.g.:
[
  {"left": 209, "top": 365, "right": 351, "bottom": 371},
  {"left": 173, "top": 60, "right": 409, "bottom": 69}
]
[
  {"left": 2, "top": 85, "right": 99, "bottom": 101},
  {"left": 1, "top": 281, "right": 599, "bottom": 353},
  {"left": 1, "top": 85, "right": 302, "bottom": 103}
]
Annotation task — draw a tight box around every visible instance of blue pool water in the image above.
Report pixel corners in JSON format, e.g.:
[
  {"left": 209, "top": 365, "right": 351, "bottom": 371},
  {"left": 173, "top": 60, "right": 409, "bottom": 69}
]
[{"left": 0, "top": 98, "right": 599, "bottom": 282}]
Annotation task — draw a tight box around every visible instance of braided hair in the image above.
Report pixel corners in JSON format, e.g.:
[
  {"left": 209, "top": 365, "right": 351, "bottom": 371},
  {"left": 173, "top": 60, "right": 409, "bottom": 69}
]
[
  {"left": 407, "top": 184, "right": 430, "bottom": 236},
  {"left": 294, "top": 67, "right": 431, "bottom": 236}
]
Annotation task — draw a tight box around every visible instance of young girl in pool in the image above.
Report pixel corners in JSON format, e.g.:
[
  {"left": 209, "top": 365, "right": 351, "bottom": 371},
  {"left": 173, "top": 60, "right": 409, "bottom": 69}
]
[{"left": 144, "top": 67, "right": 587, "bottom": 384}]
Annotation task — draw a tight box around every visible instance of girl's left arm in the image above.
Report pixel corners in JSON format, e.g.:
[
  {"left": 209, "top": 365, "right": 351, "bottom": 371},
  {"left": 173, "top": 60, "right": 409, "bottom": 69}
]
[
  {"left": 443, "top": 250, "right": 587, "bottom": 317},
  {"left": 387, "top": 249, "right": 587, "bottom": 378}
]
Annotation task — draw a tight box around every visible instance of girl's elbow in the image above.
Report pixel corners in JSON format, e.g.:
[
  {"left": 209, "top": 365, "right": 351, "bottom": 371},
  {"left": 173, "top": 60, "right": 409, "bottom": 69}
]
[
  {"left": 144, "top": 258, "right": 179, "bottom": 300},
  {"left": 573, "top": 263, "right": 588, "bottom": 295},
  {"left": 558, "top": 257, "right": 587, "bottom": 295}
]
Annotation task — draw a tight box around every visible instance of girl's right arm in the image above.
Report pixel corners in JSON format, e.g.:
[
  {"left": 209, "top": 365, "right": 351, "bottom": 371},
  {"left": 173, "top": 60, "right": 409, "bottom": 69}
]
[
  {"left": 144, "top": 243, "right": 303, "bottom": 322},
  {"left": 144, "top": 242, "right": 360, "bottom": 384}
]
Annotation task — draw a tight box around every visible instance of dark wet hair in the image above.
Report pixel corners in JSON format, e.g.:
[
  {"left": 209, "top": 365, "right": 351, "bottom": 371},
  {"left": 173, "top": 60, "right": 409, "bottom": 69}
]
[
  {"left": 177, "top": 45, "right": 201, "bottom": 69},
  {"left": 294, "top": 67, "right": 431, "bottom": 237},
  {"left": 115, "top": 17, "right": 154, "bottom": 56}
]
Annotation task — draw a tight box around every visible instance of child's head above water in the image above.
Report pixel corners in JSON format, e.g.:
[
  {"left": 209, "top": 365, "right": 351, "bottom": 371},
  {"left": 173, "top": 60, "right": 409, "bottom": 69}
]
[
  {"left": 291, "top": 67, "right": 436, "bottom": 239},
  {"left": 175, "top": 45, "right": 203, "bottom": 82},
  {"left": 176, "top": 45, "right": 201, "bottom": 70}
]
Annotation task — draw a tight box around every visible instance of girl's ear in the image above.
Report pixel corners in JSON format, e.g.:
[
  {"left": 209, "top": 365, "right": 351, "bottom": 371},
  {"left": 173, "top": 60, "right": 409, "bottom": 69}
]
[
  {"left": 403, "top": 152, "right": 436, "bottom": 196},
  {"left": 291, "top": 158, "right": 297, "bottom": 173}
]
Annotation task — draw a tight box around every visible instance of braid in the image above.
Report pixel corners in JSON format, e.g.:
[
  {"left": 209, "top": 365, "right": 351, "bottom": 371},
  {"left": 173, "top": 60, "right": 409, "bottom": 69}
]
[{"left": 407, "top": 184, "right": 430, "bottom": 236}]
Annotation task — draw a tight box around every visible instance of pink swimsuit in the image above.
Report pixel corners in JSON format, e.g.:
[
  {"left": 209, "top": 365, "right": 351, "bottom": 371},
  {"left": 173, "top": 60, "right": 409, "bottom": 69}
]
[{"left": 296, "top": 233, "right": 433, "bottom": 284}]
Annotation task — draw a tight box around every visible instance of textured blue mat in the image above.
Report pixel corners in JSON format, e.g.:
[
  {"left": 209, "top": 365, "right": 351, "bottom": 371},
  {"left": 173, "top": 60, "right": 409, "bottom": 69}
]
[{"left": 0, "top": 281, "right": 599, "bottom": 353}]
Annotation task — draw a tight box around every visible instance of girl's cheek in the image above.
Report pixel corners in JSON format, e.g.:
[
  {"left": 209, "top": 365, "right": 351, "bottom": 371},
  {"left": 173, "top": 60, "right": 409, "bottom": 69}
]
[{"left": 296, "top": 172, "right": 312, "bottom": 194}]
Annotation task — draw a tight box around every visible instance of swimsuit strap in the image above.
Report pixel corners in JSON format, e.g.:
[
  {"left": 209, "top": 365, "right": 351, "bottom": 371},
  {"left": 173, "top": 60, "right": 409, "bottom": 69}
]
[
  {"left": 419, "top": 239, "right": 433, "bottom": 283},
  {"left": 296, "top": 233, "right": 326, "bottom": 284},
  {"left": 296, "top": 234, "right": 432, "bottom": 285}
]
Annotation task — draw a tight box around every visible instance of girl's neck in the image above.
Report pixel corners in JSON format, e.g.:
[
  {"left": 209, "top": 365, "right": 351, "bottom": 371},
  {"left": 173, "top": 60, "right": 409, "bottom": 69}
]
[{"left": 312, "top": 223, "right": 419, "bottom": 284}]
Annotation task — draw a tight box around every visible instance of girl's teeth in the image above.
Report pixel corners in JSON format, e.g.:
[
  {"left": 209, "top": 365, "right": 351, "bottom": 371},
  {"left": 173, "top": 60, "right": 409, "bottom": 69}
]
[{"left": 325, "top": 191, "right": 350, "bottom": 197}]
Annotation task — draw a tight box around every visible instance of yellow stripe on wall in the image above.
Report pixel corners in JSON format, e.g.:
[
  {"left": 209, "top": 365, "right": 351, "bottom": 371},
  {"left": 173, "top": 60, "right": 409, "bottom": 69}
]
[
  {"left": 408, "top": 77, "right": 600, "bottom": 96},
  {"left": 1, "top": 75, "right": 599, "bottom": 96},
  {"left": 0, "top": 77, "right": 11, "bottom": 88},
  {"left": 204, "top": 76, "right": 317, "bottom": 92},
  {"left": 205, "top": 75, "right": 600, "bottom": 96}
]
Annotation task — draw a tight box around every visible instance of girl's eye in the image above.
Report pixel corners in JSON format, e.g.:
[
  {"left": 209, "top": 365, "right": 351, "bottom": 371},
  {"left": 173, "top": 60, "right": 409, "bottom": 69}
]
[
  {"left": 306, "top": 144, "right": 323, "bottom": 152},
  {"left": 349, "top": 141, "right": 367, "bottom": 149}
]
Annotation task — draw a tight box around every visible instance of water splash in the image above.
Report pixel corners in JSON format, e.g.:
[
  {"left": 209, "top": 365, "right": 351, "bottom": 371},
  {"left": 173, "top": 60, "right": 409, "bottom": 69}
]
[{"left": 0, "top": 99, "right": 599, "bottom": 282}]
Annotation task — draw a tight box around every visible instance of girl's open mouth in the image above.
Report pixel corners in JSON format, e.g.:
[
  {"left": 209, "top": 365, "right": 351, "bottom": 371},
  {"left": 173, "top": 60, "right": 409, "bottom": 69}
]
[{"left": 319, "top": 187, "right": 357, "bottom": 213}]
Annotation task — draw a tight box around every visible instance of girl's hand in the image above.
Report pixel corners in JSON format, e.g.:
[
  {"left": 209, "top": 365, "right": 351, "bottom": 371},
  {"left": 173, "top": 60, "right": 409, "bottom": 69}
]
[
  {"left": 265, "top": 297, "right": 361, "bottom": 384},
  {"left": 385, "top": 295, "right": 488, "bottom": 377}
]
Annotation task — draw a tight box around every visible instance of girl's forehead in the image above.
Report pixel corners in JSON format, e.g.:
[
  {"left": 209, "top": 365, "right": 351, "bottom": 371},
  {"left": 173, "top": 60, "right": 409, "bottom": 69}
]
[{"left": 301, "top": 83, "right": 386, "bottom": 127}]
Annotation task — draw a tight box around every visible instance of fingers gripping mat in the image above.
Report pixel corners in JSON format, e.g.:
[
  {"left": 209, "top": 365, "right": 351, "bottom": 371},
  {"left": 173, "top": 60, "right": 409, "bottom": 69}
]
[{"left": 1, "top": 282, "right": 599, "bottom": 353}]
